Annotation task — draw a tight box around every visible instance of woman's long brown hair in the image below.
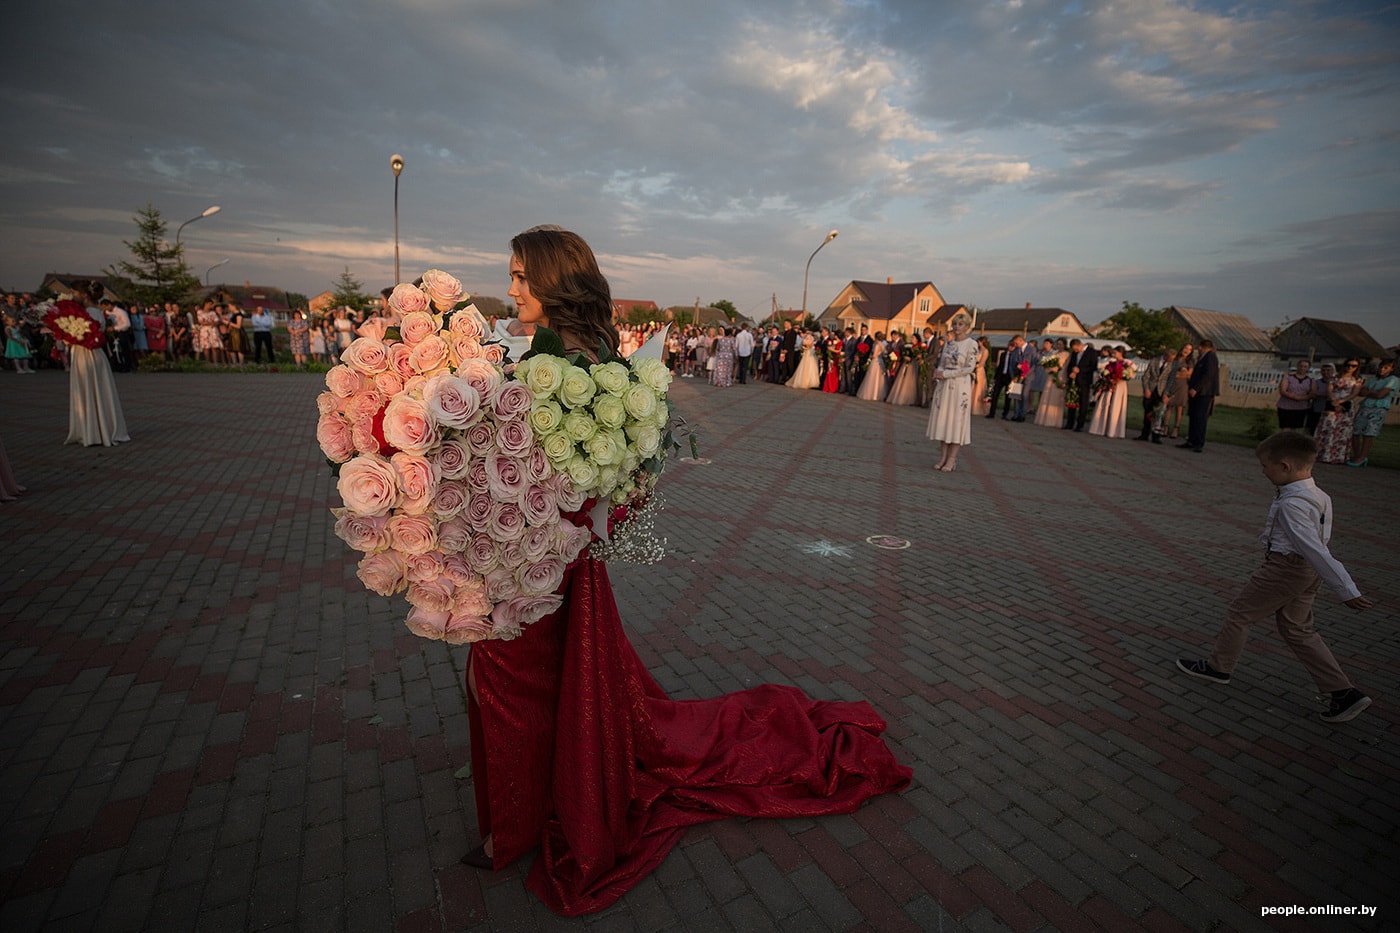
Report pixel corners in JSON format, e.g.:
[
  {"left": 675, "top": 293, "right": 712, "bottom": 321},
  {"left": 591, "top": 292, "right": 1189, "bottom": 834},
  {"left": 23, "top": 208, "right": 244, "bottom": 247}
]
[{"left": 510, "top": 227, "right": 619, "bottom": 359}]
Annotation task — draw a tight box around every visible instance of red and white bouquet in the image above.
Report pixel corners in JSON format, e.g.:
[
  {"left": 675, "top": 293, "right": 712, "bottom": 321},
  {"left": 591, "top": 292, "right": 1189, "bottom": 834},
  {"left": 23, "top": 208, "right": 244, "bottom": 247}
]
[
  {"left": 319, "top": 269, "right": 673, "bottom": 644},
  {"left": 44, "top": 300, "right": 106, "bottom": 349}
]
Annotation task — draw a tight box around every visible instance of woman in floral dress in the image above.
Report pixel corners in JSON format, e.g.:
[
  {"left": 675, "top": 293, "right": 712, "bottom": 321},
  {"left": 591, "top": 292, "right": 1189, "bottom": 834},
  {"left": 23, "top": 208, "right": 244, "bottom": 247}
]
[
  {"left": 926, "top": 312, "right": 979, "bottom": 471},
  {"left": 1314, "top": 360, "right": 1360, "bottom": 464},
  {"left": 711, "top": 327, "right": 736, "bottom": 387}
]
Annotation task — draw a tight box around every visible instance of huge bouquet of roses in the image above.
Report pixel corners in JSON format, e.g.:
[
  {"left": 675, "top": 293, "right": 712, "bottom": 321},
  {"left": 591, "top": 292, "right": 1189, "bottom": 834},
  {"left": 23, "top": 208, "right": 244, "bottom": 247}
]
[
  {"left": 44, "top": 300, "right": 106, "bottom": 349},
  {"left": 319, "top": 270, "right": 674, "bottom": 645}
]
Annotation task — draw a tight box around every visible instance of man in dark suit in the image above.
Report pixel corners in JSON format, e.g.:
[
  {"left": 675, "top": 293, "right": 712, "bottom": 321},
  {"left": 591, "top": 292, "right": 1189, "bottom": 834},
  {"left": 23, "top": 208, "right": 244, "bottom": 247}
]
[
  {"left": 987, "top": 336, "right": 1026, "bottom": 419},
  {"left": 1181, "top": 338, "right": 1220, "bottom": 452},
  {"left": 779, "top": 319, "right": 799, "bottom": 381},
  {"left": 1062, "top": 339, "right": 1099, "bottom": 431},
  {"left": 849, "top": 324, "right": 873, "bottom": 395}
]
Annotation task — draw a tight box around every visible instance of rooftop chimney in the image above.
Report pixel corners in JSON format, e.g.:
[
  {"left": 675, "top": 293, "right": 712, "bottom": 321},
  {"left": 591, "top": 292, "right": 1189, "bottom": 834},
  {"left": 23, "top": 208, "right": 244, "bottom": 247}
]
[
  {"left": 888, "top": 277, "right": 893, "bottom": 285},
  {"left": 1025, "top": 302, "right": 1031, "bottom": 310}
]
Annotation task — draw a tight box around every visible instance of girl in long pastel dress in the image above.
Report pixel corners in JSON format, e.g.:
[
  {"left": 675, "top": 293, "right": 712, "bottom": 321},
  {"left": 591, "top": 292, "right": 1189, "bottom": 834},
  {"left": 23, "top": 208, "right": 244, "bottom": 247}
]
[
  {"left": 1034, "top": 341, "right": 1070, "bottom": 427},
  {"left": 970, "top": 336, "right": 991, "bottom": 416},
  {"left": 1088, "top": 348, "right": 1131, "bottom": 438},
  {"left": 856, "top": 333, "right": 888, "bottom": 400},
  {"left": 885, "top": 334, "right": 920, "bottom": 405},
  {"left": 5, "top": 315, "right": 34, "bottom": 373},
  {"left": 63, "top": 282, "right": 131, "bottom": 447}
]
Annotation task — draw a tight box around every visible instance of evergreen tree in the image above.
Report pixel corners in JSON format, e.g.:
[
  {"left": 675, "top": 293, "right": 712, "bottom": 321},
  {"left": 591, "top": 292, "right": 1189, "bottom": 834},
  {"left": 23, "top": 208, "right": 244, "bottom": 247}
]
[
  {"left": 328, "top": 267, "right": 374, "bottom": 315},
  {"left": 104, "top": 203, "right": 201, "bottom": 305}
]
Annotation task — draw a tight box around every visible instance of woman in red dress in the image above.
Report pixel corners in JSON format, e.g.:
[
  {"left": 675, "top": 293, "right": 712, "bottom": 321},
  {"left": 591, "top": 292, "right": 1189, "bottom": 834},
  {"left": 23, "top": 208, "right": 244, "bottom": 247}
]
[{"left": 462, "top": 227, "right": 911, "bottom": 916}]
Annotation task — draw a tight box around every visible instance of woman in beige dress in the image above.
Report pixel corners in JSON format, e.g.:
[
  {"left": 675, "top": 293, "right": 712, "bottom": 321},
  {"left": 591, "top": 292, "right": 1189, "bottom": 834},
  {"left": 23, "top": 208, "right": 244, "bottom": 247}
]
[
  {"left": 970, "top": 336, "right": 992, "bottom": 417},
  {"left": 1033, "top": 339, "right": 1071, "bottom": 427}
]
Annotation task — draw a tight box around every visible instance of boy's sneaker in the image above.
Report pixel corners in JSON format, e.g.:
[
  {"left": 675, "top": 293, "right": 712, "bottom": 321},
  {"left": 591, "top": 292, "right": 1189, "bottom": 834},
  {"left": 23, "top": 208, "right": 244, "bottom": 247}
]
[
  {"left": 1175, "top": 658, "right": 1230, "bottom": 684},
  {"left": 1320, "top": 689, "right": 1372, "bottom": 723}
]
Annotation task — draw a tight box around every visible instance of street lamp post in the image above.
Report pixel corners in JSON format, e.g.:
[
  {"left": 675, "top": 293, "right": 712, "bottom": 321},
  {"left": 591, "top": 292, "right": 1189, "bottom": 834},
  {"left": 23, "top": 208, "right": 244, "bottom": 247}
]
[
  {"left": 391, "top": 155, "right": 405, "bottom": 285},
  {"left": 176, "top": 205, "right": 221, "bottom": 249},
  {"left": 801, "top": 229, "right": 839, "bottom": 319},
  {"left": 206, "top": 259, "right": 230, "bottom": 285}
]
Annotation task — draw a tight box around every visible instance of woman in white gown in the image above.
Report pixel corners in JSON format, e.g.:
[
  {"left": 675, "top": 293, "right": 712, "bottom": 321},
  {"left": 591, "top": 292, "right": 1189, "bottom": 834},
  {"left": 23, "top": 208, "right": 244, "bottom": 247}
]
[
  {"left": 786, "top": 331, "right": 821, "bottom": 389},
  {"left": 926, "top": 313, "right": 978, "bottom": 471},
  {"left": 1088, "top": 347, "right": 1132, "bottom": 438},
  {"left": 64, "top": 281, "right": 131, "bottom": 447},
  {"left": 856, "top": 333, "right": 888, "bottom": 400}
]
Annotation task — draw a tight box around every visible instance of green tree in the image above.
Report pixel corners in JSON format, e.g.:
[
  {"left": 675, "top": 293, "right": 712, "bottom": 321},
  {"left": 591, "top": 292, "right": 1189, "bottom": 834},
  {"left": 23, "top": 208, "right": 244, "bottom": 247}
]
[
  {"left": 710, "top": 299, "right": 738, "bottom": 322},
  {"left": 328, "top": 267, "right": 374, "bottom": 315},
  {"left": 1096, "top": 301, "right": 1185, "bottom": 356},
  {"left": 285, "top": 291, "right": 309, "bottom": 311},
  {"left": 105, "top": 203, "right": 201, "bottom": 305}
]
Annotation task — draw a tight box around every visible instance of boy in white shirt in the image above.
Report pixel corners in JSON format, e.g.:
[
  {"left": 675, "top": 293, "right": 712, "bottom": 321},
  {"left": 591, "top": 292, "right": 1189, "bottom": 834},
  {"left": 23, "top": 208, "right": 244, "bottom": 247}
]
[{"left": 1176, "top": 431, "right": 1374, "bottom": 723}]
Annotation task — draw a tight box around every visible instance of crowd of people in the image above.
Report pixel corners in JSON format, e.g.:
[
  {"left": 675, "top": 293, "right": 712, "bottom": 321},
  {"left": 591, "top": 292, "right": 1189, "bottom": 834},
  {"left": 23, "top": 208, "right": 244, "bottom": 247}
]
[{"left": 1273, "top": 356, "right": 1399, "bottom": 467}]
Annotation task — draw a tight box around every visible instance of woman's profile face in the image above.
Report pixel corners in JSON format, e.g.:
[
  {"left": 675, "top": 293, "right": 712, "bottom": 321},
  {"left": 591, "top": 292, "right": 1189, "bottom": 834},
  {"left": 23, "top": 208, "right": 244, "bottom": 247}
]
[
  {"left": 509, "top": 255, "right": 545, "bottom": 325},
  {"left": 950, "top": 319, "right": 969, "bottom": 338}
]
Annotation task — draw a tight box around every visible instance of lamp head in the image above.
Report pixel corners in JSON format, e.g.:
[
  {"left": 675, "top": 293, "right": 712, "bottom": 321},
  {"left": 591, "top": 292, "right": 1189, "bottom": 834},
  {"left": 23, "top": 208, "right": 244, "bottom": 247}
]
[
  {"left": 826, "top": 229, "right": 839, "bottom": 242},
  {"left": 391, "top": 154, "right": 405, "bottom": 177},
  {"left": 202, "top": 205, "right": 221, "bottom": 218}
]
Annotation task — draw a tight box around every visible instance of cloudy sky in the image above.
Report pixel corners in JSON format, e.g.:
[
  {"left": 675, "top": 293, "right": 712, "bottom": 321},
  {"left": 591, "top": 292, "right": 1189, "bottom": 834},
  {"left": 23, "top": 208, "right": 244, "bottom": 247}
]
[{"left": 3, "top": 0, "right": 1398, "bottom": 344}]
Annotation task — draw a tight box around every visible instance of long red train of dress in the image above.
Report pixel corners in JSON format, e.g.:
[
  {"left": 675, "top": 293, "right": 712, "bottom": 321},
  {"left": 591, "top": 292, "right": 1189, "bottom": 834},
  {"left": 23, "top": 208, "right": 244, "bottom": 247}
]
[{"left": 467, "top": 556, "right": 912, "bottom": 916}]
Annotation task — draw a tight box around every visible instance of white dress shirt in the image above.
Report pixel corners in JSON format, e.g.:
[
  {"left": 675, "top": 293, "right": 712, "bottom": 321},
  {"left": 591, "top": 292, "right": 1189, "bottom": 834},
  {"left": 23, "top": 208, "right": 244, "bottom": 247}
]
[{"left": 1260, "top": 477, "right": 1361, "bottom": 601}]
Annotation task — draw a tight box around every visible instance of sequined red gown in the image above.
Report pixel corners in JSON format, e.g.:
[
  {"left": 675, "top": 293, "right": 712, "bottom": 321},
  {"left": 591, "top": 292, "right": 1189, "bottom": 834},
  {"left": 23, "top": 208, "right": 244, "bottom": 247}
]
[{"left": 467, "top": 555, "right": 911, "bottom": 916}]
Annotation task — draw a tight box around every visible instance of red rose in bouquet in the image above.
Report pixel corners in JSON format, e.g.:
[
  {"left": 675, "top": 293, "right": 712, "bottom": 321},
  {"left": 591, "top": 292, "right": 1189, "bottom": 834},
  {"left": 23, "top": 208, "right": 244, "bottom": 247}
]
[{"left": 45, "top": 300, "right": 106, "bottom": 349}]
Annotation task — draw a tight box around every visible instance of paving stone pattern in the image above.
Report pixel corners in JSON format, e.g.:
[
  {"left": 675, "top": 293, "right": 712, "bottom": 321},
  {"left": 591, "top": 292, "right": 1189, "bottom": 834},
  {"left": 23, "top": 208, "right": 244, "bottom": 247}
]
[{"left": 1, "top": 370, "right": 1396, "bottom": 932}]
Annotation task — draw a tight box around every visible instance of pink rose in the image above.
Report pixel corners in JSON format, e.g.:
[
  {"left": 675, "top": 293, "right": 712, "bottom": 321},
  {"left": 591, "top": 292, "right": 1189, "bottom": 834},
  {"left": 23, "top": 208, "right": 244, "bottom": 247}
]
[
  {"left": 499, "top": 539, "right": 527, "bottom": 570},
  {"left": 465, "top": 534, "right": 500, "bottom": 574},
  {"left": 450, "top": 335, "right": 482, "bottom": 366},
  {"left": 452, "top": 581, "right": 492, "bottom": 618},
  {"left": 391, "top": 452, "right": 440, "bottom": 514},
  {"left": 424, "top": 375, "right": 482, "bottom": 430},
  {"left": 387, "top": 513, "right": 439, "bottom": 555},
  {"left": 466, "top": 457, "right": 489, "bottom": 493},
  {"left": 430, "top": 480, "right": 470, "bottom": 519},
  {"left": 547, "top": 472, "right": 587, "bottom": 512},
  {"left": 405, "top": 606, "right": 449, "bottom": 640},
  {"left": 483, "top": 342, "right": 507, "bottom": 364},
  {"left": 317, "top": 413, "right": 356, "bottom": 462},
  {"left": 351, "top": 419, "right": 381, "bottom": 456},
  {"left": 381, "top": 396, "right": 440, "bottom": 454},
  {"left": 441, "top": 554, "right": 475, "bottom": 587},
  {"left": 443, "top": 612, "right": 494, "bottom": 645},
  {"left": 406, "top": 578, "right": 455, "bottom": 613},
  {"left": 437, "top": 517, "right": 472, "bottom": 553},
  {"left": 388, "top": 282, "right": 431, "bottom": 315},
  {"left": 496, "top": 418, "right": 534, "bottom": 458},
  {"left": 342, "top": 337, "right": 391, "bottom": 375},
  {"left": 484, "top": 566, "right": 519, "bottom": 603},
  {"left": 465, "top": 493, "right": 494, "bottom": 529},
  {"left": 337, "top": 455, "right": 401, "bottom": 516},
  {"left": 522, "top": 524, "right": 557, "bottom": 563},
  {"left": 491, "top": 381, "right": 533, "bottom": 420},
  {"left": 373, "top": 371, "right": 405, "bottom": 397},
  {"left": 515, "top": 557, "right": 565, "bottom": 597},
  {"left": 434, "top": 437, "right": 472, "bottom": 480},
  {"left": 527, "top": 446, "right": 552, "bottom": 483},
  {"left": 345, "top": 389, "right": 387, "bottom": 423},
  {"left": 398, "top": 310, "right": 439, "bottom": 347},
  {"left": 405, "top": 550, "right": 447, "bottom": 583},
  {"left": 409, "top": 335, "right": 452, "bottom": 375},
  {"left": 333, "top": 508, "right": 391, "bottom": 553},
  {"left": 326, "top": 364, "right": 367, "bottom": 398},
  {"left": 448, "top": 306, "right": 488, "bottom": 339},
  {"left": 316, "top": 391, "right": 343, "bottom": 416},
  {"left": 558, "top": 518, "right": 592, "bottom": 561},
  {"left": 421, "top": 269, "right": 464, "bottom": 310},
  {"left": 464, "top": 421, "right": 496, "bottom": 457},
  {"left": 485, "top": 452, "right": 528, "bottom": 502},
  {"left": 491, "top": 594, "right": 562, "bottom": 634},
  {"left": 521, "top": 483, "right": 559, "bottom": 526},
  {"left": 357, "top": 551, "right": 407, "bottom": 596},
  {"left": 488, "top": 501, "right": 527, "bottom": 543},
  {"left": 388, "top": 342, "right": 416, "bottom": 381},
  {"left": 456, "top": 358, "right": 503, "bottom": 398}
]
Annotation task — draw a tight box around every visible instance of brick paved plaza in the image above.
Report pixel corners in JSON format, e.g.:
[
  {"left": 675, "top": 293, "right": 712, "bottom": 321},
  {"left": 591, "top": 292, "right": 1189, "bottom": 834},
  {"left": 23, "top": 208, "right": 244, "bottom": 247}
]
[{"left": 1, "top": 371, "right": 1396, "bottom": 931}]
